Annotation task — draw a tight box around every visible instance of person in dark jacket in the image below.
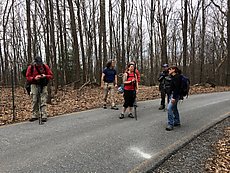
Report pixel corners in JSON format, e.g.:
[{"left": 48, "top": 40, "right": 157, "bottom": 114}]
[
  {"left": 26, "top": 56, "right": 53, "bottom": 122},
  {"left": 166, "top": 66, "right": 182, "bottom": 131},
  {"left": 158, "top": 64, "right": 171, "bottom": 110}
]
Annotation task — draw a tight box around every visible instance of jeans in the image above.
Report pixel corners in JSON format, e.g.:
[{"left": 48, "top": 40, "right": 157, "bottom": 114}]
[{"left": 167, "top": 95, "right": 180, "bottom": 126}]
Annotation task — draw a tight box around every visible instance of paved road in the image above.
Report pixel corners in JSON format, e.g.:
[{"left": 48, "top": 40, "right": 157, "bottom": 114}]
[{"left": 0, "top": 92, "right": 230, "bottom": 173}]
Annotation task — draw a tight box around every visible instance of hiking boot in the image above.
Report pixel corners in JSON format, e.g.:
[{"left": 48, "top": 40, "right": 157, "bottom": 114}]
[
  {"left": 103, "top": 104, "right": 107, "bottom": 109},
  {"left": 41, "top": 118, "right": 47, "bottom": 122},
  {"left": 166, "top": 125, "right": 173, "bottom": 131},
  {"left": 111, "top": 106, "right": 119, "bottom": 110},
  {"left": 174, "top": 123, "right": 181, "bottom": 127},
  {"left": 128, "top": 113, "right": 134, "bottom": 118},
  {"left": 119, "top": 113, "right": 124, "bottom": 119},
  {"left": 158, "top": 105, "right": 165, "bottom": 110},
  {"left": 29, "top": 118, "right": 38, "bottom": 122}
]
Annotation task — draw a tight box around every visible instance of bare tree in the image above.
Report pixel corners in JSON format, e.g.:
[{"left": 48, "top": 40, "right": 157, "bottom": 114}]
[
  {"left": 227, "top": 0, "right": 230, "bottom": 85},
  {"left": 75, "top": 0, "right": 86, "bottom": 83},
  {"left": 67, "top": 0, "right": 81, "bottom": 88},
  {"left": 181, "top": 0, "right": 188, "bottom": 75}
]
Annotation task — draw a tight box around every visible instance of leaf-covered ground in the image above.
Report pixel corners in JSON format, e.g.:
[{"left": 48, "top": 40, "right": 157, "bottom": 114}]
[{"left": 0, "top": 84, "right": 230, "bottom": 172}]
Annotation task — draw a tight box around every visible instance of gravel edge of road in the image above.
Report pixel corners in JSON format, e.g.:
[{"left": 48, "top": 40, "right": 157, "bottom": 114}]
[{"left": 146, "top": 115, "right": 230, "bottom": 173}]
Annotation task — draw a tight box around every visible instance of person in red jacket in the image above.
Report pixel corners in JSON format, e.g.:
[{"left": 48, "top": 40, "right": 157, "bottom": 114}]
[
  {"left": 26, "top": 56, "right": 53, "bottom": 122},
  {"left": 119, "top": 63, "right": 139, "bottom": 119}
]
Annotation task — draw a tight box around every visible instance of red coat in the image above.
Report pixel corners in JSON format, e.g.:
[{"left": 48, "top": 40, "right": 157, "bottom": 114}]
[
  {"left": 26, "top": 64, "right": 53, "bottom": 84},
  {"left": 124, "top": 72, "right": 136, "bottom": 91}
]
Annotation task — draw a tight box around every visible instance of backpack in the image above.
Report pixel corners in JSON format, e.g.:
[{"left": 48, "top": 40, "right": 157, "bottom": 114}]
[{"left": 180, "top": 74, "right": 190, "bottom": 100}]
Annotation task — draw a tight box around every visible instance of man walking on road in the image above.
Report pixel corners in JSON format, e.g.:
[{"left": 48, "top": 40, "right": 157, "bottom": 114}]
[{"left": 26, "top": 56, "right": 53, "bottom": 122}]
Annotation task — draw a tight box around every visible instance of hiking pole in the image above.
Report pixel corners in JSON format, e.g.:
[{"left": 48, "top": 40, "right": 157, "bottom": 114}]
[
  {"left": 37, "top": 85, "right": 44, "bottom": 125},
  {"left": 134, "top": 101, "right": 137, "bottom": 120},
  {"left": 134, "top": 91, "right": 137, "bottom": 120}
]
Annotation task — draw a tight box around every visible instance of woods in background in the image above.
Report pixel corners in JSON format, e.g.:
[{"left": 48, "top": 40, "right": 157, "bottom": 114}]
[{"left": 0, "top": 0, "right": 229, "bottom": 92}]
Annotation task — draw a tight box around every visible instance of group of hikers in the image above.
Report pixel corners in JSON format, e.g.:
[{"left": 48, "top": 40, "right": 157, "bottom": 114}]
[{"left": 25, "top": 56, "right": 185, "bottom": 131}]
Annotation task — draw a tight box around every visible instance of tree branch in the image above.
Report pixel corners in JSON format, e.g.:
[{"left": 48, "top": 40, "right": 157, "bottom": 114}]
[{"left": 210, "top": 0, "right": 227, "bottom": 16}]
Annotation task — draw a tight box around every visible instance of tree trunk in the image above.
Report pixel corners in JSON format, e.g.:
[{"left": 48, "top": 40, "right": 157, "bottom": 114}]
[
  {"left": 26, "top": 0, "right": 32, "bottom": 63},
  {"left": 67, "top": 0, "right": 81, "bottom": 89},
  {"left": 199, "top": 0, "right": 205, "bottom": 83},
  {"left": 76, "top": 0, "right": 86, "bottom": 83},
  {"left": 121, "top": 0, "right": 125, "bottom": 71},
  {"left": 56, "top": 0, "right": 65, "bottom": 87},
  {"left": 182, "top": 0, "right": 188, "bottom": 75},
  {"left": 227, "top": 0, "right": 230, "bottom": 85}
]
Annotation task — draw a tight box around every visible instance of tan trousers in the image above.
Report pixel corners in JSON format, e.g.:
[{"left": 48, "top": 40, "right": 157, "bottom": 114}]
[
  {"left": 103, "top": 82, "right": 115, "bottom": 107},
  {"left": 31, "top": 84, "right": 48, "bottom": 118}
]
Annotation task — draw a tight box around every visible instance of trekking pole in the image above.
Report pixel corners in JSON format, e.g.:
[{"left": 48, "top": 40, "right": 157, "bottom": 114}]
[
  {"left": 134, "top": 101, "right": 137, "bottom": 120},
  {"left": 37, "top": 85, "right": 44, "bottom": 125},
  {"left": 134, "top": 91, "right": 137, "bottom": 120}
]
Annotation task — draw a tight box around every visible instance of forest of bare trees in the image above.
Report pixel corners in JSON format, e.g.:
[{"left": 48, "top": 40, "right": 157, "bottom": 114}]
[{"left": 0, "top": 0, "right": 229, "bottom": 92}]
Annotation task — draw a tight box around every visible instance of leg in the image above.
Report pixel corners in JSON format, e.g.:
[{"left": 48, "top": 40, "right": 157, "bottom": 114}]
[
  {"left": 103, "top": 83, "right": 109, "bottom": 108},
  {"left": 166, "top": 96, "right": 174, "bottom": 130},
  {"left": 110, "top": 84, "right": 118, "bottom": 110},
  {"left": 30, "top": 84, "right": 39, "bottom": 119},
  {"left": 40, "top": 86, "right": 48, "bottom": 119},
  {"left": 173, "top": 100, "right": 180, "bottom": 126},
  {"left": 159, "top": 90, "right": 166, "bottom": 110}
]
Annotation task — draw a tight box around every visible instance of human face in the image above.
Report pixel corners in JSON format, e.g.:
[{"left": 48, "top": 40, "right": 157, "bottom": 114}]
[{"left": 129, "top": 65, "right": 134, "bottom": 72}]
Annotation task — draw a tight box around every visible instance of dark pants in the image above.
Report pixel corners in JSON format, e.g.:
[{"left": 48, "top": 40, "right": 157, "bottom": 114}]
[
  {"left": 160, "top": 90, "right": 170, "bottom": 107},
  {"left": 123, "top": 90, "right": 136, "bottom": 108}
]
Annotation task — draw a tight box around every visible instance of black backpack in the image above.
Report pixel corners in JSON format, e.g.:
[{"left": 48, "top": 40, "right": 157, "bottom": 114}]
[{"left": 180, "top": 74, "right": 190, "bottom": 100}]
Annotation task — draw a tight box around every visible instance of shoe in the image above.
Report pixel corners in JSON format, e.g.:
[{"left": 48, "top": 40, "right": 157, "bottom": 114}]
[
  {"left": 174, "top": 123, "right": 181, "bottom": 127},
  {"left": 158, "top": 105, "right": 165, "bottom": 110},
  {"left": 166, "top": 125, "right": 173, "bottom": 131},
  {"left": 128, "top": 113, "right": 134, "bottom": 118},
  {"left": 119, "top": 113, "right": 124, "bottom": 119},
  {"left": 41, "top": 118, "right": 47, "bottom": 122},
  {"left": 111, "top": 106, "right": 119, "bottom": 110},
  {"left": 29, "top": 118, "right": 38, "bottom": 122},
  {"left": 103, "top": 104, "right": 107, "bottom": 109}
]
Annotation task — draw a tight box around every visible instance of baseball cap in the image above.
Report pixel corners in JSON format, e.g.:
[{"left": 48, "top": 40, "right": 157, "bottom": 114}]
[
  {"left": 34, "top": 56, "right": 43, "bottom": 65},
  {"left": 162, "top": 64, "right": 169, "bottom": 68}
]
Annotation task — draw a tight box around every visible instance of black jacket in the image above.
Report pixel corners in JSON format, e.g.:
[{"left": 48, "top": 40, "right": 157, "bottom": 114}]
[
  {"left": 170, "top": 73, "right": 182, "bottom": 99},
  {"left": 158, "top": 70, "right": 171, "bottom": 92}
]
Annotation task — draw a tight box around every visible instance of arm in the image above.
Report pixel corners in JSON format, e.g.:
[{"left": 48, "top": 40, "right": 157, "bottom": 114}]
[
  {"left": 43, "top": 64, "right": 53, "bottom": 80},
  {"left": 101, "top": 73, "right": 105, "bottom": 88},
  {"left": 26, "top": 65, "right": 35, "bottom": 83},
  {"left": 114, "top": 75, "right": 118, "bottom": 87},
  {"left": 123, "top": 73, "right": 133, "bottom": 85}
]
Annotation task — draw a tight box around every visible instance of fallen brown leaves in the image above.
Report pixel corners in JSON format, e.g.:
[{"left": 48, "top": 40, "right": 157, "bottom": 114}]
[
  {"left": 0, "top": 84, "right": 230, "bottom": 172},
  {"left": 1, "top": 84, "right": 230, "bottom": 125},
  {"left": 205, "top": 127, "right": 230, "bottom": 173}
]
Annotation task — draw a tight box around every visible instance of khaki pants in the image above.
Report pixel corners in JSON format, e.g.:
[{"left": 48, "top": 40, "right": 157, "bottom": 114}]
[
  {"left": 103, "top": 82, "right": 115, "bottom": 107},
  {"left": 30, "top": 84, "right": 48, "bottom": 118}
]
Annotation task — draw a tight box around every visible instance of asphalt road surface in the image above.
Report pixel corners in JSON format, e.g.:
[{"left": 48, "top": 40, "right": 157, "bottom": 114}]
[{"left": 0, "top": 92, "right": 230, "bottom": 173}]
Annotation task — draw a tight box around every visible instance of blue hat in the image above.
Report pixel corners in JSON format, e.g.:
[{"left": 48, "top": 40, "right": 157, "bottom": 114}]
[{"left": 162, "top": 64, "right": 169, "bottom": 67}]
